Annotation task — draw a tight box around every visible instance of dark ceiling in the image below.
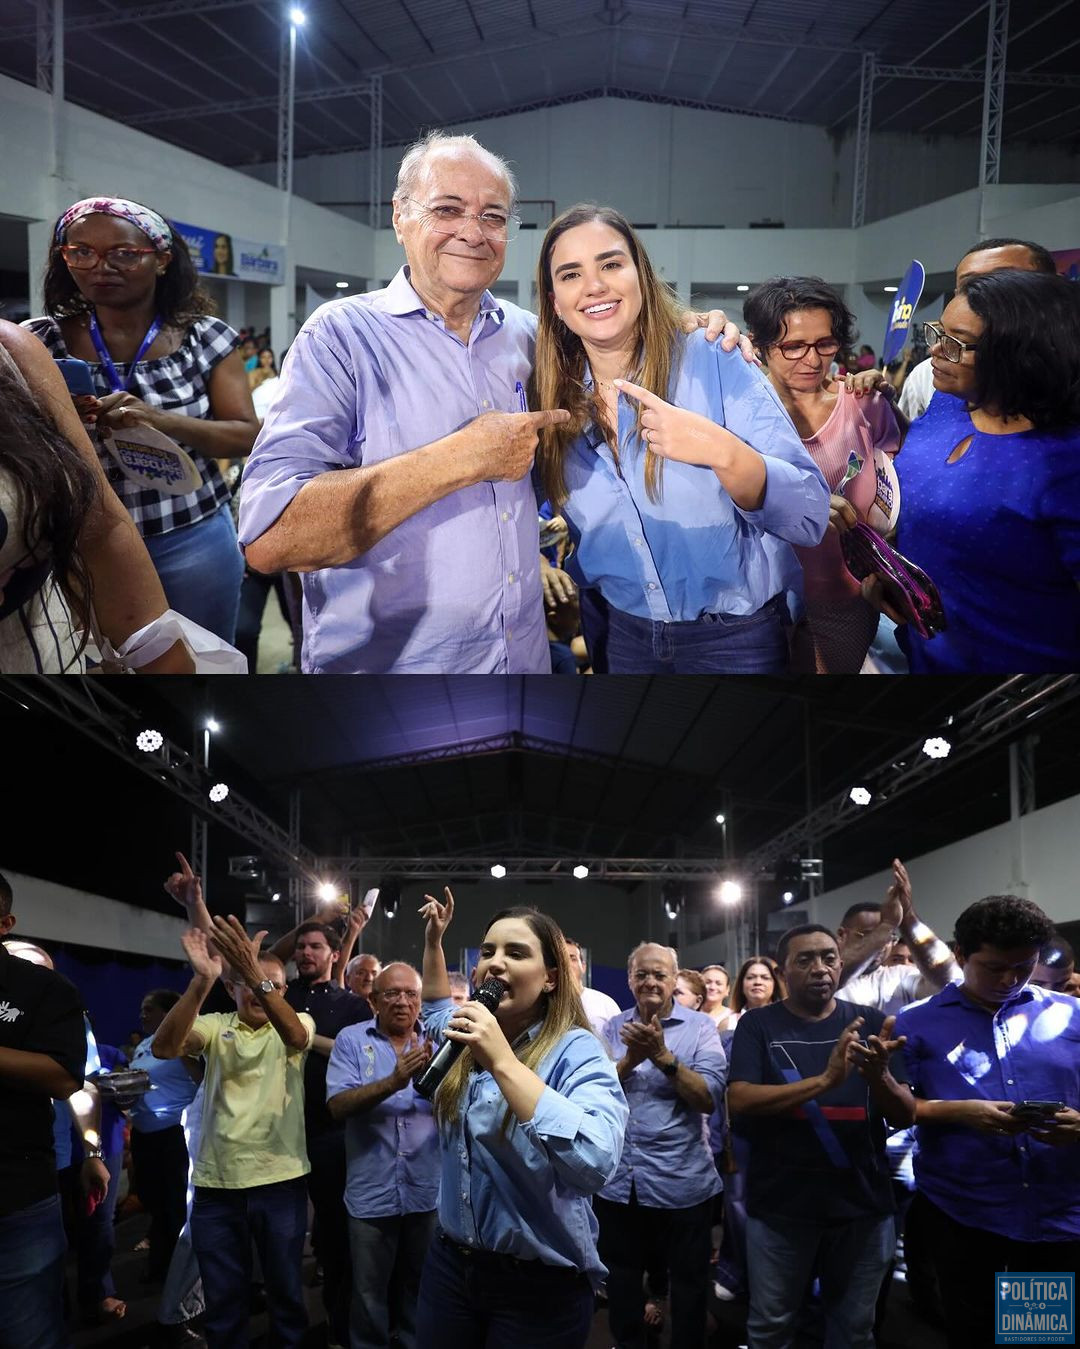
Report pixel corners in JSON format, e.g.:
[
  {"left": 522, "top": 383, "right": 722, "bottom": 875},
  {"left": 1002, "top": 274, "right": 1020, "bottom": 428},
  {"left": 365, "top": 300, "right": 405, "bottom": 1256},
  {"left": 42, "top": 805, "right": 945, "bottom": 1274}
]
[
  {"left": 3, "top": 0, "right": 1077, "bottom": 172},
  {"left": 4, "top": 674, "right": 1080, "bottom": 922}
]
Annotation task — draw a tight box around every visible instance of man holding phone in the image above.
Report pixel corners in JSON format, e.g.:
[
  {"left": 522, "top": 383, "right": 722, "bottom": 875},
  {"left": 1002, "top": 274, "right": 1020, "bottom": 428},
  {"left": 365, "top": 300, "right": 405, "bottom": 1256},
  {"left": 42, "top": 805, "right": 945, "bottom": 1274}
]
[{"left": 895, "top": 894, "right": 1080, "bottom": 1349}]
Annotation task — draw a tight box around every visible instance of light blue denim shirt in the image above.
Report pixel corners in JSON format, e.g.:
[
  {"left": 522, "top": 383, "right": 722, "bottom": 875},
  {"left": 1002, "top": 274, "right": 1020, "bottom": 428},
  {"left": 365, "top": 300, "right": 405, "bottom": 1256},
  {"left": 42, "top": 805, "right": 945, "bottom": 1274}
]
[
  {"left": 238, "top": 268, "right": 549, "bottom": 674},
  {"left": 421, "top": 997, "right": 628, "bottom": 1288},
  {"left": 325, "top": 1020, "right": 439, "bottom": 1220},
  {"left": 129, "top": 1033, "right": 199, "bottom": 1134},
  {"left": 600, "top": 1002, "right": 728, "bottom": 1207},
  {"left": 559, "top": 331, "right": 828, "bottom": 621}
]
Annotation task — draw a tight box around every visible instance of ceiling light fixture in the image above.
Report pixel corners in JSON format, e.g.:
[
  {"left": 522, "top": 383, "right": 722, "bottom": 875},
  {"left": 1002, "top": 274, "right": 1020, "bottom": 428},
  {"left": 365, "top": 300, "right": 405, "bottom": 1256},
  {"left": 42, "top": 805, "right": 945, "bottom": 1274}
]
[
  {"left": 490, "top": 864, "right": 507, "bottom": 879},
  {"left": 922, "top": 736, "right": 951, "bottom": 759},
  {"left": 204, "top": 718, "right": 220, "bottom": 733},
  {"left": 335, "top": 280, "right": 349, "bottom": 289},
  {"left": 136, "top": 729, "right": 163, "bottom": 752},
  {"left": 849, "top": 786, "right": 872, "bottom": 807},
  {"left": 572, "top": 865, "right": 589, "bottom": 880},
  {"left": 289, "top": 6, "right": 306, "bottom": 25},
  {"left": 782, "top": 890, "right": 795, "bottom": 904},
  {"left": 719, "top": 880, "right": 742, "bottom": 906},
  {"left": 317, "top": 882, "right": 338, "bottom": 903},
  {"left": 208, "top": 783, "right": 229, "bottom": 802},
  {"left": 714, "top": 813, "right": 726, "bottom": 825},
  {"left": 736, "top": 284, "right": 750, "bottom": 292}
]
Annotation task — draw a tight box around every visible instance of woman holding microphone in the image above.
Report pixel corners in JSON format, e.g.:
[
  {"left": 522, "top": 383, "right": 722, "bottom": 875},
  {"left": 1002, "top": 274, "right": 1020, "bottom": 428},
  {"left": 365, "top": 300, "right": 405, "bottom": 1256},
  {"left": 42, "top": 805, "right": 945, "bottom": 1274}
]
[{"left": 414, "top": 888, "right": 627, "bottom": 1349}]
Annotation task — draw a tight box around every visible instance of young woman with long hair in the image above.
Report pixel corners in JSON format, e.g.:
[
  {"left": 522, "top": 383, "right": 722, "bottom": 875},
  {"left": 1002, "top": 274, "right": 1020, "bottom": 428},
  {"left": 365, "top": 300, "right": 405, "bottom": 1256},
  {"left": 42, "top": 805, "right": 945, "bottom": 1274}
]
[
  {"left": 415, "top": 888, "right": 627, "bottom": 1349},
  {"left": 24, "top": 196, "right": 258, "bottom": 643},
  {"left": 530, "top": 204, "right": 828, "bottom": 673},
  {"left": 0, "top": 321, "right": 188, "bottom": 672}
]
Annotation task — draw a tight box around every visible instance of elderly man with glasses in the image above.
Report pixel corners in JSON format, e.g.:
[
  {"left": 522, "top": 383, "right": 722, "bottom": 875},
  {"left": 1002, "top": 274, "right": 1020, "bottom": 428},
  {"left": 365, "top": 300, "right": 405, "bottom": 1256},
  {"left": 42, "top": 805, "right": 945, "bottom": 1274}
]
[
  {"left": 327, "top": 962, "right": 437, "bottom": 1349},
  {"left": 595, "top": 942, "right": 727, "bottom": 1349},
  {"left": 239, "top": 130, "right": 745, "bottom": 673}
]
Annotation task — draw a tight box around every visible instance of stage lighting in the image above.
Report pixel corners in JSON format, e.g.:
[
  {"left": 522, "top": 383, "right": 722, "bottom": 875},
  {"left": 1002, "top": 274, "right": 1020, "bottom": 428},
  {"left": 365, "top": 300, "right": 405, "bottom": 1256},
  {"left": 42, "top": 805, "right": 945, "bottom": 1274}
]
[
  {"left": 573, "top": 864, "right": 589, "bottom": 880},
  {"left": 661, "top": 879, "right": 684, "bottom": 922},
  {"left": 490, "top": 864, "right": 507, "bottom": 879},
  {"left": 289, "top": 6, "right": 306, "bottom": 25},
  {"left": 719, "top": 880, "right": 742, "bottom": 906},
  {"left": 136, "top": 729, "right": 163, "bottom": 752},
  {"left": 317, "top": 882, "right": 338, "bottom": 903},
  {"left": 714, "top": 813, "right": 726, "bottom": 825},
  {"left": 922, "top": 736, "right": 951, "bottom": 759},
  {"left": 849, "top": 786, "right": 872, "bottom": 807},
  {"left": 782, "top": 891, "right": 795, "bottom": 905},
  {"left": 208, "top": 783, "right": 229, "bottom": 802},
  {"left": 204, "top": 718, "right": 220, "bottom": 733}
]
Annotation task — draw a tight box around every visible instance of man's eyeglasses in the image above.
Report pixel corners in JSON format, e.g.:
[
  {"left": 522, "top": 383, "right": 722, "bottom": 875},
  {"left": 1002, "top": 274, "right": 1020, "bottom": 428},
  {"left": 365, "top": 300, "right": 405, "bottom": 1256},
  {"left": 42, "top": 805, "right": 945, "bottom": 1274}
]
[
  {"left": 376, "top": 988, "right": 420, "bottom": 1002},
  {"left": 630, "top": 969, "right": 674, "bottom": 983},
  {"left": 60, "top": 243, "right": 159, "bottom": 271},
  {"left": 774, "top": 338, "right": 841, "bottom": 362},
  {"left": 399, "top": 197, "right": 520, "bottom": 243},
  {"left": 922, "top": 321, "right": 978, "bottom": 364}
]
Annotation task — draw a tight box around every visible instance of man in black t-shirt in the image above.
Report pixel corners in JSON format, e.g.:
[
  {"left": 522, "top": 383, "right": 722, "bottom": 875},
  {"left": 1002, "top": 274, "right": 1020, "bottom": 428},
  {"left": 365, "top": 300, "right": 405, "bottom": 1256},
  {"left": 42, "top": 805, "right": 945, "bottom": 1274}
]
[
  {"left": 0, "top": 872, "right": 87, "bottom": 1349},
  {"left": 728, "top": 923, "right": 915, "bottom": 1349},
  {"left": 284, "top": 921, "right": 372, "bottom": 1349}
]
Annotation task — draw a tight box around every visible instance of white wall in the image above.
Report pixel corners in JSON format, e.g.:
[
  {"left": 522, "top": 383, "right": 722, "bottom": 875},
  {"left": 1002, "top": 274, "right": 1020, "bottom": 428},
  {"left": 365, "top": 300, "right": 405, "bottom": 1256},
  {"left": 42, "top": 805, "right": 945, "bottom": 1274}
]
[{"left": 4, "top": 870, "right": 186, "bottom": 962}]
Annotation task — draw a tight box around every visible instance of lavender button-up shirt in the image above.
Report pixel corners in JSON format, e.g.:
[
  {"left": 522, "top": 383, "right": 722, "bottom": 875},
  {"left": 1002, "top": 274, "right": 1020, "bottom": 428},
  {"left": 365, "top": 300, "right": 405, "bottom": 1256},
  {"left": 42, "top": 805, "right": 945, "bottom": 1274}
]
[{"left": 238, "top": 268, "right": 549, "bottom": 674}]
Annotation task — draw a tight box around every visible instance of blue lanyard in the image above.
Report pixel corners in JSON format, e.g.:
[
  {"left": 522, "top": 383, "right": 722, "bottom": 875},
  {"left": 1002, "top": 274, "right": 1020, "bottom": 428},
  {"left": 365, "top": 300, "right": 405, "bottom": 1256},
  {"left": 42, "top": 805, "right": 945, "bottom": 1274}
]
[{"left": 87, "top": 312, "right": 163, "bottom": 393}]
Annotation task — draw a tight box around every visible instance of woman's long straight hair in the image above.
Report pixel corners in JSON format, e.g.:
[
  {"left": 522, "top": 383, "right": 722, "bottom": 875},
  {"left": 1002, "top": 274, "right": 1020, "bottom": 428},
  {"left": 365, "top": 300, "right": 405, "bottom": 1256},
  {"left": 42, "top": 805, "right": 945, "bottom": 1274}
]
[
  {"left": 531, "top": 204, "right": 684, "bottom": 508},
  {"left": 432, "top": 907, "right": 591, "bottom": 1134}
]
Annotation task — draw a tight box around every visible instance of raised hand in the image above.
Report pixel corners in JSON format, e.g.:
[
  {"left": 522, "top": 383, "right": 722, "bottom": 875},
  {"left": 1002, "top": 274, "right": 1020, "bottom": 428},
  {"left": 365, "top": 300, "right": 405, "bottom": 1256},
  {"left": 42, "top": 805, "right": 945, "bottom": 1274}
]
[
  {"left": 344, "top": 904, "right": 369, "bottom": 938},
  {"left": 681, "top": 307, "right": 757, "bottom": 363},
  {"left": 164, "top": 851, "right": 202, "bottom": 912},
  {"left": 879, "top": 858, "right": 912, "bottom": 931},
  {"left": 418, "top": 887, "right": 455, "bottom": 944},
  {"left": 181, "top": 927, "right": 223, "bottom": 981},
  {"left": 826, "top": 368, "right": 896, "bottom": 401},
  {"left": 209, "top": 914, "right": 269, "bottom": 987},
  {"left": 849, "top": 1015, "right": 906, "bottom": 1080}
]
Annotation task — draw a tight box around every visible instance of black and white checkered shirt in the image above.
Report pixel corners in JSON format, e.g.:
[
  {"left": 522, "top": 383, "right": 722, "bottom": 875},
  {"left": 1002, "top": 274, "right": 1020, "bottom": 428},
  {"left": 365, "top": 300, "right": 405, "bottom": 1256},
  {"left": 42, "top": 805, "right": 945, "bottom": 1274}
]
[{"left": 24, "top": 314, "right": 236, "bottom": 537}]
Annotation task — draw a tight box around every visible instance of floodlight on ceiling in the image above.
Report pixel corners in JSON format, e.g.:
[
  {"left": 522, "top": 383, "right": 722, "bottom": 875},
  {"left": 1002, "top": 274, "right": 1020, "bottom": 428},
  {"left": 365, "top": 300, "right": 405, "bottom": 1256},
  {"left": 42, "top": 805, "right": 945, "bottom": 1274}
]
[
  {"left": 922, "top": 736, "right": 951, "bottom": 759},
  {"left": 317, "top": 881, "right": 338, "bottom": 903},
  {"left": 208, "top": 782, "right": 229, "bottom": 803},
  {"left": 490, "top": 864, "right": 507, "bottom": 879},
  {"left": 714, "top": 813, "right": 726, "bottom": 825},
  {"left": 289, "top": 6, "right": 306, "bottom": 25},
  {"left": 136, "top": 729, "right": 163, "bottom": 752},
  {"left": 572, "top": 865, "right": 589, "bottom": 880},
  {"left": 718, "top": 880, "right": 742, "bottom": 906},
  {"left": 849, "top": 786, "right": 872, "bottom": 807},
  {"left": 335, "top": 281, "right": 349, "bottom": 289},
  {"left": 736, "top": 284, "right": 749, "bottom": 292},
  {"left": 204, "top": 718, "right": 220, "bottom": 733},
  {"left": 782, "top": 891, "right": 795, "bottom": 904}
]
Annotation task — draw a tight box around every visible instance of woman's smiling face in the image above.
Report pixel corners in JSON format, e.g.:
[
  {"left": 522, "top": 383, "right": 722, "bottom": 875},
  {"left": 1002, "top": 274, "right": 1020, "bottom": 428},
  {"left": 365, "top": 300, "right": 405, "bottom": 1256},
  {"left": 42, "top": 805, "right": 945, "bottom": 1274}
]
[{"left": 548, "top": 219, "right": 643, "bottom": 354}]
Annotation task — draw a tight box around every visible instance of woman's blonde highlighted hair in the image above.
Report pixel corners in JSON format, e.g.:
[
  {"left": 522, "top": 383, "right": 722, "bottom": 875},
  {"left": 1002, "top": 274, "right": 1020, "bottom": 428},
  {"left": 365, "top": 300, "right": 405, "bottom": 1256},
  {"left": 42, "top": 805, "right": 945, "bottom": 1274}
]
[
  {"left": 530, "top": 204, "right": 684, "bottom": 509},
  {"left": 432, "top": 906, "right": 591, "bottom": 1134}
]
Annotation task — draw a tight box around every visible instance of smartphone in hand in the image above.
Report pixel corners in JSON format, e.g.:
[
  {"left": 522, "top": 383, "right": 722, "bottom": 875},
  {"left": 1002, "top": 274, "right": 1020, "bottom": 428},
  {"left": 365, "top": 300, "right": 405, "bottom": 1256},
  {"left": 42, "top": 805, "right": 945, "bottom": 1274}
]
[
  {"left": 360, "top": 888, "right": 380, "bottom": 918},
  {"left": 56, "top": 358, "right": 95, "bottom": 397}
]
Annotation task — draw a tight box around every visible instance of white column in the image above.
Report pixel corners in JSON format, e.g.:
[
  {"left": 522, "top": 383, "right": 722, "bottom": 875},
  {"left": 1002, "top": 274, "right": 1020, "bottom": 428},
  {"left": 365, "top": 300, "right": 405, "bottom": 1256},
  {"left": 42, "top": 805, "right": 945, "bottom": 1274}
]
[
  {"left": 270, "top": 257, "right": 297, "bottom": 361},
  {"left": 516, "top": 276, "right": 532, "bottom": 312},
  {"left": 27, "top": 218, "right": 54, "bottom": 316}
]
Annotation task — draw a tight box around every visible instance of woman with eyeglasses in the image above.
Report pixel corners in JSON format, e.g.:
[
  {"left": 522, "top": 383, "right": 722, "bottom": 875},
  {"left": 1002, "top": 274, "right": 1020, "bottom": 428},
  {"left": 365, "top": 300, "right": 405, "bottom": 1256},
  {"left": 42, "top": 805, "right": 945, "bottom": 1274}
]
[
  {"left": 744, "top": 277, "right": 904, "bottom": 672},
  {"left": 531, "top": 206, "right": 829, "bottom": 675},
  {"left": 24, "top": 197, "right": 259, "bottom": 643},
  {"left": 883, "top": 268, "right": 1080, "bottom": 672}
]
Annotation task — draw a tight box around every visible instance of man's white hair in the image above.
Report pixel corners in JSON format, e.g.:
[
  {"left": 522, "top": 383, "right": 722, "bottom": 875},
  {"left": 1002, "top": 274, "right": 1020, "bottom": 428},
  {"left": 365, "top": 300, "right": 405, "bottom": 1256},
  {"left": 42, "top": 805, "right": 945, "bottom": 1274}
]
[
  {"left": 345, "top": 953, "right": 381, "bottom": 978},
  {"left": 627, "top": 941, "right": 679, "bottom": 975},
  {"left": 394, "top": 130, "right": 518, "bottom": 211}
]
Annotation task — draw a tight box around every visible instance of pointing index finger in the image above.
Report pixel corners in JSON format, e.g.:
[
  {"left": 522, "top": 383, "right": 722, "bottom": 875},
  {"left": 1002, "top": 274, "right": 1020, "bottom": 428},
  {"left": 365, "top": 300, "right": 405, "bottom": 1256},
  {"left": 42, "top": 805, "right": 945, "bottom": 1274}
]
[{"left": 613, "top": 379, "right": 661, "bottom": 408}]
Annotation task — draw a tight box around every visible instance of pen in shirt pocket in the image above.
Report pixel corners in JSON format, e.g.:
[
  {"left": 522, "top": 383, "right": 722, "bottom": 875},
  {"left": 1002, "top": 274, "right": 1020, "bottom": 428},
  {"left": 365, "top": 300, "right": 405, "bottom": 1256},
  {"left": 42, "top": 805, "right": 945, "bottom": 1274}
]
[{"left": 514, "top": 381, "right": 528, "bottom": 413}]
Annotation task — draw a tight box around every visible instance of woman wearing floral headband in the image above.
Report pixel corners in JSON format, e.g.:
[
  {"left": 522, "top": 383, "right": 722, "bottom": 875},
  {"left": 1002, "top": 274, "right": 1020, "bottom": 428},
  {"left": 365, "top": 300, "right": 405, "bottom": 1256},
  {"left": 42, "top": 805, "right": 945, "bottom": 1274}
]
[{"left": 23, "top": 197, "right": 259, "bottom": 643}]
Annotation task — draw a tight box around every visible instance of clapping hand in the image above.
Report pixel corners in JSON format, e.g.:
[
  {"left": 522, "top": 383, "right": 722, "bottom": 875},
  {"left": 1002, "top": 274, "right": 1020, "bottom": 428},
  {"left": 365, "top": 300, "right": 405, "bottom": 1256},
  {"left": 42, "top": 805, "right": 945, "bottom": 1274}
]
[
  {"left": 848, "top": 1015, "right": 906, "bottom": 1081},
  {"left": 880, "top": 859, "right": 911, "bottom": 931},
  {"left": 822, "top": 1017, "right": 864, "bottom": 1088},
  {"left": 208, "top": 915, "right": 269, "bottom": 987},
  {"left": 418, "top": 887, "right": 455, "bottom": 943},
  {"left": 181, "top": 927, "right": 223, "bottom": 982},
  {"left": 619, "top": 1014, "right": 667, "bottom": 1067},
  {"left": 390, "top": 1035, "right": 433, "bottom": 1090}
]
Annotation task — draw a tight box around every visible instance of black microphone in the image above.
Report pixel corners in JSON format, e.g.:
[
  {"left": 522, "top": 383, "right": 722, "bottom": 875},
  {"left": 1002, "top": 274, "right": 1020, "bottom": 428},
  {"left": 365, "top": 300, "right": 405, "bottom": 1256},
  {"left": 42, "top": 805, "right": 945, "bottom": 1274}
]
[{"left": 414, "top": 976, "right": 506, "bottom": 1100}]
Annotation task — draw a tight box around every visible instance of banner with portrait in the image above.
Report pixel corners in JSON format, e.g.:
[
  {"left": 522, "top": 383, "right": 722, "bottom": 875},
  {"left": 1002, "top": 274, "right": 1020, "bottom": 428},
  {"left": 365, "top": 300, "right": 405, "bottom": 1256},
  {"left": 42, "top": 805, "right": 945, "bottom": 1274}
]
[{"left": 171, "top": 219, "right": 286, "bottom": 285}]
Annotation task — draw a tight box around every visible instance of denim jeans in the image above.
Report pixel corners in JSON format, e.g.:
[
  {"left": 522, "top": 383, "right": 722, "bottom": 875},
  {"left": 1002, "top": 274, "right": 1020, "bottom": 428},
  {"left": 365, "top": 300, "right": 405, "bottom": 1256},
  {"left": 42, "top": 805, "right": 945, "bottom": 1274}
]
[
  {"left": 190, "top": 1178, "right": 308, "bottom": 1349},
  {"left": 595, "top": 1193, "right": 713, "bottom": 1349},
  {"left": 745, "top": 1212, "right": 895, "bottom": 1349},
  {"left": 0, "top": 1194, "right": 69, "bottom": 1349},
  {"left": 348, "top": 1208, "right": 435, "bottom": 1349},
  {"left": 143, "top": 504, "right": 245, "bottom": 645},
  {"left": 415, "top": 1229, "right": 594, "bottom": 1349},
  {"left": 584, "top": 591, "right": 789, "bottom": 674}
]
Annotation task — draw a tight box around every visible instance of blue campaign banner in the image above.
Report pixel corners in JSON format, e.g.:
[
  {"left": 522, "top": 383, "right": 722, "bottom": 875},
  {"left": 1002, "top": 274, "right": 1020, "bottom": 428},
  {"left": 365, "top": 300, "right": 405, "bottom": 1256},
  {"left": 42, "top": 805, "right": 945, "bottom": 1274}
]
[
  {"left": 882, "top": 259, "right": 926, "bottom": 366},
  {"left": 171, "top": 219, "right": 285, "bottom": 284}
]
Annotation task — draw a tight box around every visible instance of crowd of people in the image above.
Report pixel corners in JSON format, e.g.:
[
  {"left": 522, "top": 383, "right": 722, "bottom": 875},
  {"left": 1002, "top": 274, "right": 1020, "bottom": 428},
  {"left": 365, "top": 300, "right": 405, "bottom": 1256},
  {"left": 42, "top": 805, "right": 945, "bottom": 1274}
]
[
  {"left": 2, "top": 854, "right": 1077, "bottom": 1349},
  {"left": 2, "top": 130, "right": 1076, "bottom": 674}
]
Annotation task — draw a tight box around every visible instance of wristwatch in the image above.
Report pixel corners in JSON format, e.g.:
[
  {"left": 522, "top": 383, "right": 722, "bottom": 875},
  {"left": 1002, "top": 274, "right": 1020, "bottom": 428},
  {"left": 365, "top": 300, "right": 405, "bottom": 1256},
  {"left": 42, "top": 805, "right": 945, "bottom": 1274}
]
[
  {"left": 658, "top": 1055, "right": 679, "bottom": 1077},
  {"left": 253, "top": 978, "right": 277, "bottom": 996},
  {"left": 84, "top": 1146, "right": 105, "bottom": 1161}
]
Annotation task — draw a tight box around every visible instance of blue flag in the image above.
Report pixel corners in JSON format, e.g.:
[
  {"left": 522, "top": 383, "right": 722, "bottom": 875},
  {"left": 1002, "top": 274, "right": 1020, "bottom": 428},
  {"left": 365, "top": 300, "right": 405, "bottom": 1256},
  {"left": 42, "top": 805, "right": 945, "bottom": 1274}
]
[{"left": 882, "top": 260, "right": 926, "bottom": 365}]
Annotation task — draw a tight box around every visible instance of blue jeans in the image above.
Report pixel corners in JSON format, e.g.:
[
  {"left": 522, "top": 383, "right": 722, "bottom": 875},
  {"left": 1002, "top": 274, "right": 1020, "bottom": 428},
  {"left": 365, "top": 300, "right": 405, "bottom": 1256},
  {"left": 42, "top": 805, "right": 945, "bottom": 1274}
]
[
  {"left": 415, "top": 1229, "right": 594, "bottom": 1349},
  {"left": 348, "top": 1208, "right": 435, "bottom": 1349},
  {"left": 0, "top": 1194, "right": 69, "bottom": 1349},
  {"left": 144, "top": 505, "right": 244, "bottom": 644},
  {"left": 745, "top": 1212, "right": 895, "bottom": 1349},
  {"left": 190, "top": 1178, "right": 308, "bottom": 1349},
  {"left": 587, "top": 592, "right": 789, "bottom": 674}
]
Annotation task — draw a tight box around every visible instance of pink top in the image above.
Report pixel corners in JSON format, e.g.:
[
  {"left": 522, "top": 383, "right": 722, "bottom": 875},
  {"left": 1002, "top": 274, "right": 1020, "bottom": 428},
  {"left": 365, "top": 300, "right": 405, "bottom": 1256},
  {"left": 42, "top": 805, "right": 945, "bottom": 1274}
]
[{"left": 794, "top": 388, "right": 901, "bottom": 603}]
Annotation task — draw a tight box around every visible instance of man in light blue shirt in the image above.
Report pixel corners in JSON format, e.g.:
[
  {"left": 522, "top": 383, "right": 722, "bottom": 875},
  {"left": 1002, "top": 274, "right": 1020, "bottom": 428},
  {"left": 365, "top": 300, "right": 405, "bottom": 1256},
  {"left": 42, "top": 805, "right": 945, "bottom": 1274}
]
[
  {"left": 597, "top": 942, "right": 727, "bottom": 1349},
  {"left": 326, "top": 962, "right": 438, "bottom": 1349}
]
